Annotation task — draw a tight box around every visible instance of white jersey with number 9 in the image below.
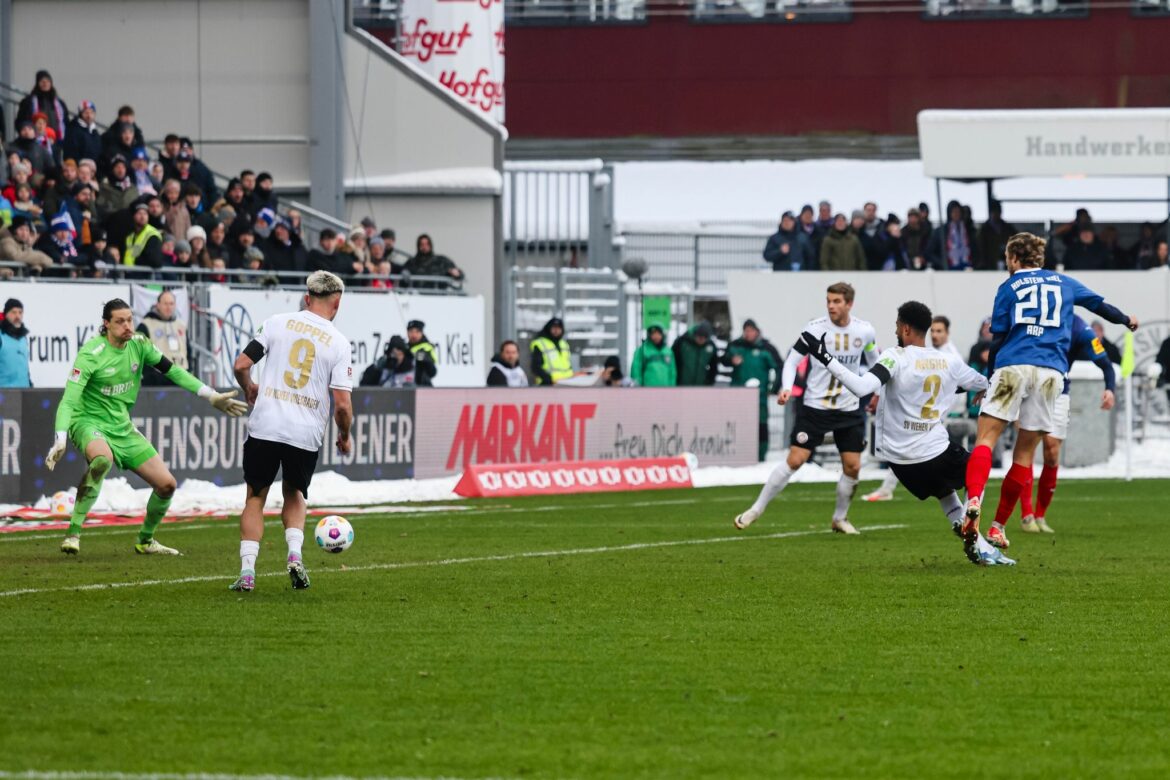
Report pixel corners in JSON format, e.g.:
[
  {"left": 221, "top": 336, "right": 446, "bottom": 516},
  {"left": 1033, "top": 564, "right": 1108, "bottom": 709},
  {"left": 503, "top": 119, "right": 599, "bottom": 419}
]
[{"left": 247, "top": 310, "right": 353, "bottom": 451}]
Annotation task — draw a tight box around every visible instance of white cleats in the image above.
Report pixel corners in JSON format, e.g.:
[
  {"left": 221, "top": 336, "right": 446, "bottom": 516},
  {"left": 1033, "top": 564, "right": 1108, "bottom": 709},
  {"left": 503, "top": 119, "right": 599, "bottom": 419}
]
[
  {"left": 831, "top": 518, "right": 860, "bottom": 535},
  {"left": 734, "top": 507, "right": 761, "bottom": 530}
]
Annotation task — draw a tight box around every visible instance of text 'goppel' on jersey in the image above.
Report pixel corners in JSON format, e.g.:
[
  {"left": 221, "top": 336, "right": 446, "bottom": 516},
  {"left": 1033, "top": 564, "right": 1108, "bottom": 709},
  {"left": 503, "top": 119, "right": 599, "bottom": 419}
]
[
  {"left": 872, "top": 346, "right": 988, "bottom": 465},
  {"left": 247, "top": 310, "right": 353, "bottom": 451},
  {"left": 795, "top": 316, "right": 878, "bottom": 412},
  {"left": 991, "top": 268, "right": 1104, "bottom": 374}
]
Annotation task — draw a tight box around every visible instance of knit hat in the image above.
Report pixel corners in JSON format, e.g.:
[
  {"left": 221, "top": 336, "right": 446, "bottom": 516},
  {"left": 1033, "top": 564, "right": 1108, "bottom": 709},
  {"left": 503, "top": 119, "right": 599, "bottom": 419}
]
[
  {"left": 694, "top": 321, "right": 714, "bottom": 339},
  {"left": 35, "top": 69, "right": 51, "bottom": 84},
  {"left": 50, "top": 214, "right": 71, "bottom": 232},
  {"left": 79, "top": 99, "right": 96, "bottom": 113},
  {"left": 174, "top": 240, "right": 192, "bottom": 255},
  {"left": 187, "top": 226, "right": 207, "bottom": 242},
  {"left": 743, "top": 318, "right": 759, "bottom": 331},
  {"left": 132, "top": 147, "right": 149, "bottom": 162},
  {"left": 4, "top": 298, "right": 23, "bottom": 314},
  {"left": 407, "top": 320, "right": 425, "bottom": 331},
  {"left": 216, "top": 206, "right": 236, "bottom": 221},
  {"left": 369, "top": 236, "right": 385, "bottom": 249},
  {"left": 851, "top": 209, "right": 864, "bottom": 220},
  {"left": 243, "top": 246, "right": 264, "bottom": 262}
]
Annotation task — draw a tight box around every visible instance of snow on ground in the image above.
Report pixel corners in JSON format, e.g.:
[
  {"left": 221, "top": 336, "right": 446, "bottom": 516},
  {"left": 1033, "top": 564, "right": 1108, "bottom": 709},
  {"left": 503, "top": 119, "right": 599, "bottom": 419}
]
[{"left": 4, "top": 439, "right": 1164, "bottom": 518}]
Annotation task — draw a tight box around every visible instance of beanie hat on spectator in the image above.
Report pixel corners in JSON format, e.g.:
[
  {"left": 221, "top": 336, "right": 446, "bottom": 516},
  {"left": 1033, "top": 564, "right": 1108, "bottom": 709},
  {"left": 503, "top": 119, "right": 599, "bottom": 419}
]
[
  {"left": 50, "top": 214, "right": 71, "bottom": 232},
  {"left": 133, "top": 202, "right": 149, "bottom": 214},
  {"left": 110, "top": 153, "right": 128, "bottom": 166},
  {"left": 35, "top": 69, "right": 52, "bottom": 84},
  {"left": 886, "top": 213, "right": 901, "bottom": 226},
  {"left": 257, "top": 172, "right": 273, "bottom": 185},
  {"left": 781, "top": 211, "right": 795, "bottom": 221},
  {"left": 174, "top": 240, "right": 192, "bottom": 255},
  {"left": 387, "top": 335, "right": 408, "bottom": 355},
  {"left": 243, "top": 247, "right": 264, "bottom": 262},
  {"left": 79, "top": 158, "right": 97, "bottom": 173},
  {"left": 381, "top": 228, "right": 396, "bottom": 241},
  {"left": 4, "top": 298, "right": 23, "bottom": 315},
  {"left": 217, "top": 206, "right": 237, "bottom": 221},
  {"left": 10, "top": 216, "right": 29, "bottom": 231},
  {"left": 694, "top": 321, "right": 714, "bottom": 340},
  {"left": 70, "top": 182, "right": 89, "bottom": 196},
  {"left": 369, "top": 236, "right": 385, "bottom": 249},
  {"left": 348, "top": 227, "right": 365, "bottom": 242},
  {"left": 743, "top": 318, "right": 759, "bottom": 331},
  {"left": 604, "top": 355, "right": 624, "bottom": 381},
  {"left": 407, "top": 320, "right": 425, "bottom": 332},
  {"left": 16, "top": 119, "right": 33, "bottom": 132},
  {"left": 132, "top": 147, "right": 149, "bottom": 162},
  {"left": 176, "top": 150, "right": 193, "bottom": 163},
  {"left": 361, "top": 216, "right": 376, "bottom": 229},
  {"left": 79, "top": 100, "right": 96, "bottom": 114},
  {"left": 90, "top": 227, "right": 107, "bottom": 242},
  {"left": 187, "top": 226, "right": 207, "bottom": 242},
  {"left": 31, "top": 111, "right": 48, "bottom": 124},
  {"left": 851, "top": 210, "right": 864, "bottom": 220},
  {"left": 256, "top": 208, "right": 276, "bottom": 228}
]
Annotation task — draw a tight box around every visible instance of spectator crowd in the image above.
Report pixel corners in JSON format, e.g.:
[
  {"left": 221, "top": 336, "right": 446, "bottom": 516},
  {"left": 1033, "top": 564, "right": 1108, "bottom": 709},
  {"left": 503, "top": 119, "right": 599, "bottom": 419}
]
[
  {"left": 0, "top": 70, "right": 465, "bottom": 287},
  {"left": 762, "top": 200, "right": 1170, "bottom": 272}
]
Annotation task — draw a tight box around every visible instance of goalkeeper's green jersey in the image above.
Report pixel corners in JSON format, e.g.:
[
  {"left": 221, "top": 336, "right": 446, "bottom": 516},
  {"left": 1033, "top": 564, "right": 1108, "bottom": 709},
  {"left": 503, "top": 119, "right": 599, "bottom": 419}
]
[{"left": 55, "top": 333, "right": 203, "bottom": 435}]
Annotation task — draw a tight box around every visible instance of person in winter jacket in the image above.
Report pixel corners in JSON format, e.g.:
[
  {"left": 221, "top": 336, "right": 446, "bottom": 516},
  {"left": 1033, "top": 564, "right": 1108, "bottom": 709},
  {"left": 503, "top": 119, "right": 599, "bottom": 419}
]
[
  {"left": 926, "top": 200, "right": 974, "bottom": 270},
  {"left": 16, "top": 70, "right": 67, "bottom": 145},
  {"left": 404, "top": 233, "right": 464, "bottom": 286},
  {"left": 99, "top": 106, "right": 145, "bottom": 158},
  {"left": 10, "top": 120, "right": 55, "bottom": 177},
  {"left": 0, "top": 298, "right": 32, "bottom": 387},
  {"left": 763, "top": 211, "right": 814, "bottom": 271},
  {"left": 0, "top": 217, "right": 54, "bottom": 272},
  {"left": 34, "top": 213, "right": 81, "bottom": 269},
  {"left": 62, "top": 100, "right": 102, "bottom": 165},
  {"left": 136, "top": 290, "right": 189, "bottom": 386},
  {"left": 672, "top": 321, "right": 718, "bottom": 386},
  {"left": 722, "top": 318, "right": 781, "bottom": 461},
  {"left": 630, "top": 324, "right": 677, "bottom": 387},
  {"left": 531, "top": 316, "right": 572, "bottom": 385},
  {"left": 406, "top": 320, "right": 438, "bottom": 387},
  {"left": 818, "top": 213, "right": 865, "bottom": 271},
  {"left": 97, "top": 156, "right": 139, "bottom": 218},
  {"left": 360, "top": 336, "right": 417, "bottom": 388},
  {"left": 486, "top": 340, "right": 530, "bottom": 387}
]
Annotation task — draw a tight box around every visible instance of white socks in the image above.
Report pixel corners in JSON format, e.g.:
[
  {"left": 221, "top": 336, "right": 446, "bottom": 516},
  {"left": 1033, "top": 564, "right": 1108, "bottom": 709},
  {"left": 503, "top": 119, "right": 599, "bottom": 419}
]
[
  {"left": 240, "top": 540, "right": 260, "bottom": 573},
  {"left": 939, "top": 492, "right": 964, "bottom": 528},
  {"left": 285, "top": 528, "right": 304, "bottom": 559},
  {"left": 833, "top": 475, "right": 859, "bottom": 521},
  {"left": 879, "top": 470, "right": 899, "bottom": 494},
  {"left": 751, "top": 462, "right": 796, "bottom": 514}
]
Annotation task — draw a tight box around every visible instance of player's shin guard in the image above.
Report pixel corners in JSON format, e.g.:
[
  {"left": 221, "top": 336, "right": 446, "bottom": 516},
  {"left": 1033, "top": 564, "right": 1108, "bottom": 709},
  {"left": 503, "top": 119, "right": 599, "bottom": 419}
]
[
  {"left": 69, "top": 455, "right": 111, "bottom": 536},
  {"left": 138, "top": 491, "right": 173, "bottom": 544},
  {"left": 965, "top": 445, "right": 993, "bottom": 502},
  {"left": 1035, "top": 465, "right": 1059, "bottom": 517},
  {"left": 833, "top": 475, "right": 859, "bottom": 521},
  {"left": 994, "top": 463, "right": 1032, "bottom": 526},
  {"left": 939, "top": 492, "right": 964, "bottom": 527}
]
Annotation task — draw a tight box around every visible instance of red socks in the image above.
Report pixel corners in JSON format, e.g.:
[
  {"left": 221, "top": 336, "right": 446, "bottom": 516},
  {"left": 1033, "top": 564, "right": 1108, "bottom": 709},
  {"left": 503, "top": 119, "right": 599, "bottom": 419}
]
[
  {"left": 994, "top": 463, "right": 1033, "bottom": 526},
  {"left": 1019, "top": 470, "right": 1035, "bottom": 517},
  {"left": 1035, "top": 465, "right": 1058, "bottom": 518},
  {"left": 965, "top": 445, "right": 993, "bottom": 501}
]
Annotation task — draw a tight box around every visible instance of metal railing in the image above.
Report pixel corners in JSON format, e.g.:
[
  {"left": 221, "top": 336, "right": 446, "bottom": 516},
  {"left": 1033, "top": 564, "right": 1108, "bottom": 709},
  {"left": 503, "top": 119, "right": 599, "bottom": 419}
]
[{"left": 620, "top": 232, "right": 770, "bottom": 292}]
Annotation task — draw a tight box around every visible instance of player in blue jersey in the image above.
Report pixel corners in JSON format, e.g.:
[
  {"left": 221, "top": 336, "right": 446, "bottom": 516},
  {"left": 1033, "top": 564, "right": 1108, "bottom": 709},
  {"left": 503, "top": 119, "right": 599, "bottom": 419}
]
[
  {"left": 1009, "top": 315, "right": 1116, "bottom": 539},
  {"left": 961, "top": 233, "right": 1136, "bottom": 548}
]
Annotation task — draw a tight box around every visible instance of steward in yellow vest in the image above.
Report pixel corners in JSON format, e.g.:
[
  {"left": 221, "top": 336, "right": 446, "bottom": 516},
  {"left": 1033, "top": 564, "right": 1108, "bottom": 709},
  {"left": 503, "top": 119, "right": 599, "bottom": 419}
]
[{"left": 530, "top": 316, "right": 573, "bottom": 385}]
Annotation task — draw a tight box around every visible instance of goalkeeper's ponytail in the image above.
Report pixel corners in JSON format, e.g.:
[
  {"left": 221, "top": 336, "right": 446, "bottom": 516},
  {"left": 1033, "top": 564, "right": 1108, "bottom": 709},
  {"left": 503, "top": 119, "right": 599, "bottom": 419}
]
[{"left": 99, "top": 298, "right": 132, "bottom": 335}]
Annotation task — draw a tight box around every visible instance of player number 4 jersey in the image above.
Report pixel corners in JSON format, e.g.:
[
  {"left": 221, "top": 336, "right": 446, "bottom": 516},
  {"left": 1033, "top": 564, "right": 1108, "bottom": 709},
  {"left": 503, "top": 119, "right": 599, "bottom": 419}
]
[
  {"left": 789, "top": 316, "right": 878, "bottom": 412},
  {"left": 247, "top": 310, "right": 353, "bottom": 451},
  {"left": 872, "top": 346, "right": 987, "bottom": 464}
]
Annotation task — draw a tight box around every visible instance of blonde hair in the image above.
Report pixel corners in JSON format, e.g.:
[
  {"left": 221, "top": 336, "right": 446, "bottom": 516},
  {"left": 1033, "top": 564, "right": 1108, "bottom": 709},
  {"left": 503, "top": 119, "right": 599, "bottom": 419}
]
[
  {"left": 1005, "top": 232, "right": 1046, "bottom": 268},
  {"left": 307, "top": 270, "right": 345, "bottom": 297}
]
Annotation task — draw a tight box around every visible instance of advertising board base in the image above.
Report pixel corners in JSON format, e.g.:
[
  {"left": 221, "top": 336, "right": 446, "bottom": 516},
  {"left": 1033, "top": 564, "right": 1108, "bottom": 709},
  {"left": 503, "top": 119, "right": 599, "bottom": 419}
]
[{"left": 454, "top": 457, "right": 694, "bottom": 498}]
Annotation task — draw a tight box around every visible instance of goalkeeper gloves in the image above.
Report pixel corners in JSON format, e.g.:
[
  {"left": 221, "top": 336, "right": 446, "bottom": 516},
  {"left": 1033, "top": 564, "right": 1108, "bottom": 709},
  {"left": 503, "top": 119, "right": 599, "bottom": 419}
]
[
  {"left": 46, "top": 432, "right": 67, "bottom": 471},
  {"left": 198, "top": 386, "right": 249, "bottom": 417}
]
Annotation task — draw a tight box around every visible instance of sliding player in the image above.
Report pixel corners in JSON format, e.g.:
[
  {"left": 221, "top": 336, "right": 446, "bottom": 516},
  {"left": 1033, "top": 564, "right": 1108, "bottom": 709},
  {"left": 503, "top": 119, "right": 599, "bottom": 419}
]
[
  {"left": 1011, "top": 314, "right": 1115, "bottom": 536},
  {"left": 800, "top": 300, "right": 1012, "bottom": 565},
  {"left": 734, "top": 282, "right": 878, "bottom": 535},
  {"left": 46, "top": 298, "right": 248, "bottom": 555},
  {"left": 230, "top": 271, "right": 353, "bottom": 592},
  {"left": 962, "top": 233, "right": 1136, "bottom": 547}
]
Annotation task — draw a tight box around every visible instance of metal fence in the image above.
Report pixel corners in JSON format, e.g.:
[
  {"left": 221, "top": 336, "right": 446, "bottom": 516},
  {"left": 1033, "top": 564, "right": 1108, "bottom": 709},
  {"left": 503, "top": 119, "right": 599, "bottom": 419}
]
[
  {"left": 620, "top": 232, "right": 770, "bottom": 292},
  {"left": 503, "top": 161, "right": 617, "bottom": 271}
]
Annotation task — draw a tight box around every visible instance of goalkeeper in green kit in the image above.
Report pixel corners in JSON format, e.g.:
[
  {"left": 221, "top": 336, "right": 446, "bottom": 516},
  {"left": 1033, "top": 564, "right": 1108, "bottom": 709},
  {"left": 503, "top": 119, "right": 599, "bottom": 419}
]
[{"left": 46, "top": 298, "right": 248, "bottom": 555}]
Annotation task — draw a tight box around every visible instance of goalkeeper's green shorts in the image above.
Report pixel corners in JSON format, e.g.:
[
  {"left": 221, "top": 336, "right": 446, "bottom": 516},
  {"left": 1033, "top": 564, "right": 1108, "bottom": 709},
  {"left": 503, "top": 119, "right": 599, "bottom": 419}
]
[{"left": 68, "top": 418, "right": 158, "bottom": 470}]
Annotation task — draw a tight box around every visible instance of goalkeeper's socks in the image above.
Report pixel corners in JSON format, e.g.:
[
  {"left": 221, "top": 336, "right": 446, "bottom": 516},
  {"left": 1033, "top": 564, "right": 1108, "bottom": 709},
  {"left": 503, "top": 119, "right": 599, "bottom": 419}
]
[
  {"left": 1035, "top": 465, "right": 1059, "bottom": 518},
  {"left": 240, "top": 540, "right": 260, "bottom": 573},
  {"left": 285, "top": 528, "right": 304, "bottom": 559},
  {"left": 70, "top": 454, "right": 112, "bottom": 536},
  {"left": 138, "top": 491, "right": 173, "bottom": 545},
  {"left": 832, "top": 474, "right": 859, "bottom": 521},
  {"left": 965, "top": 445, "right": 993, "bottom": 502},
  {"left": 751, "top": 461, "right": 795, "bottom": 514},
  {"left": 994, "top": 463, "right": 1032, "bottom": 526}
]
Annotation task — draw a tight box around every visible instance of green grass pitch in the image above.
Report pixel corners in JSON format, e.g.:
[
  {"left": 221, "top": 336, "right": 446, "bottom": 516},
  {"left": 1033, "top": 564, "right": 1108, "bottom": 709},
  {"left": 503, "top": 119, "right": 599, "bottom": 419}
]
[{"left": 1, "top": 479, "right": 1168, "bottom": 779}]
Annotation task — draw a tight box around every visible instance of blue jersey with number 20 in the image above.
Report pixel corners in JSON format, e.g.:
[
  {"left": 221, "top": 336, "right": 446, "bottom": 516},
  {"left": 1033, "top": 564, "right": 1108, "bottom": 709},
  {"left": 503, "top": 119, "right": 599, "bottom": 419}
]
[{"left": 991, "top": 268, "right": 1104, "bottom": 373}]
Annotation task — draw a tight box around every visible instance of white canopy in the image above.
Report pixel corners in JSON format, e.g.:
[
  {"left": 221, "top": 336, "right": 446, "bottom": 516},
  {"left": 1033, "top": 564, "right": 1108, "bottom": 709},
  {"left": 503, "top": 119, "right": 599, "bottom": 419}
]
[{"left": 918, "top": 109, "right": 1170, "bottom": 179}]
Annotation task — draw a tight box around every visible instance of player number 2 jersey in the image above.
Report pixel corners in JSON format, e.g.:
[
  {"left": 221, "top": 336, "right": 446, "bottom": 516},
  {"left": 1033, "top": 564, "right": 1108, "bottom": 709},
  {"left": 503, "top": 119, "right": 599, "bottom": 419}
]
[
  {"left": 247, "top": 310, "right": 353, "bottom": 451},
  {"left": 793, "top": 316, "right": 878, "bottom": 412},
  {"left": 872, "top": 346, "right": 987, "bottom": 464}
]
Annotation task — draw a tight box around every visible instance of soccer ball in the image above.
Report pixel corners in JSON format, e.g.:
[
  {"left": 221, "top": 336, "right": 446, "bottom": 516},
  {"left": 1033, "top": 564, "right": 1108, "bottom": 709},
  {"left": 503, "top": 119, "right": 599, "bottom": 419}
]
[
  {"left": 50, "top": 490, "right": 75, "bottom": 517},
  {"left": 315, "top": 515, "right": 354, "bottom": 554}
]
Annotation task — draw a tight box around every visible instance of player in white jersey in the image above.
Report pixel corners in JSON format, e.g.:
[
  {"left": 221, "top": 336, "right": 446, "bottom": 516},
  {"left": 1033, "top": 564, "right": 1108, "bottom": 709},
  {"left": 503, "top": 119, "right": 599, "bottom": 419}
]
[
  {"left": 228, "top": 271, "right": 354, "bottom": 591},
  {"left": 734, "top": 282, "right": 878, "bottom": 535},
  {"left": 863, "top": 314, "right": 962, "bottom": 502},
  {"left": 801, "top": 301, "right": 1014, "bottom": 566}
]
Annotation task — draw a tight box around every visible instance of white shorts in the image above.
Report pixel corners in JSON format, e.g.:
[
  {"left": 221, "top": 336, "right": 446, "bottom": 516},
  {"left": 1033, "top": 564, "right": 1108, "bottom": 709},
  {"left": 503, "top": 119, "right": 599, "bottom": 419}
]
[
  {"left": 1050, "top": 393, "right": 1071, "bottom": 441},
  {"left": 980, "top": 365, "right": 1064, "bottom": 433}
]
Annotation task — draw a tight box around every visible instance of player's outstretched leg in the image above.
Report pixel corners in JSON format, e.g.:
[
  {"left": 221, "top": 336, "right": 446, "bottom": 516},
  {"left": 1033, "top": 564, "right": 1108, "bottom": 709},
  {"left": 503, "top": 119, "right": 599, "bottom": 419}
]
[
  {"left": 282, "top": 482, "right": 310, "bottom": 590},
  {"left": 940, "top": 492, "right": 1016, "bottom": 566},
  {"left": 131, "top": 456, "right": 181, "bottom": 555},
  {"left": 61, "top": 442, "right": 113, "bottom": 555},
  {"left": 863, "top": 468, "right": 899, "bottom": 502},
  {"left": 735, "top": 449, "right": 808, "bottom": 529}
]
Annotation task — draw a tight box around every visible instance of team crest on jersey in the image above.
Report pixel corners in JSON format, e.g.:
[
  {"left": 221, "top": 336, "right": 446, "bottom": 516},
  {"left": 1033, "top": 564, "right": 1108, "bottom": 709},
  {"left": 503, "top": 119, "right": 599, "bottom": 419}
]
[
  {"left": 68, "top": 367, "right": 82, "bottom": 383},
  {"left": 854, "top": 338, "right": 862, "bottom": 348},
  {"left": 131, "top": 363, "right": 139, "bottom": 372}
]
